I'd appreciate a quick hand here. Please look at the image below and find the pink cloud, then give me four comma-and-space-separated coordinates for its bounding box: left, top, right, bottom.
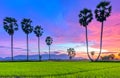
87, 13, 120, 51
59, 12, 120, 53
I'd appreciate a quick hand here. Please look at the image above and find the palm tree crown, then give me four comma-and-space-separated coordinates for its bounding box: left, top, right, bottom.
79, 8, 93, 27
3, 17, 18, 35
95, 1, 112, 22
91, 51, 95, 56
34, 25, 43, 37
45, 36, 53, 45
67, 48, 76, 60
21, 18, 33, 34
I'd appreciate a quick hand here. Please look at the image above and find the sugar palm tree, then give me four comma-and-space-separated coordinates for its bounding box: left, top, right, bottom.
45, 36, 53, 60
67, 48, 76, 60
90, 51, 95, 60
34, 25, 43, 61
78, 8, 93, 61
3, 17, 18, 61
21, 18, 33, 61
95, 1, 112, 61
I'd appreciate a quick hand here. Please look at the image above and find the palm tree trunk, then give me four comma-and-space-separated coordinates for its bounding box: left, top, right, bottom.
27, 34, 29, 61
38, 37, 41, 61
49, 45, 50, 60
96, 22, 104, 61
11, 35, 13, 61
70, 56, 72, 60
85, 27, 93, 61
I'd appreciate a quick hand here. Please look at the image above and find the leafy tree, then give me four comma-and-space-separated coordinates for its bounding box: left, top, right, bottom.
3, 17, 18, 61
34, 25, 43, 61
101, 56, 109, 61
67, 48, 76, 60
95, 1, 112, 61
78, 8, 93, 61
45, 36, 53, 60
21, 18, 33, 61
109, 54, 115, 60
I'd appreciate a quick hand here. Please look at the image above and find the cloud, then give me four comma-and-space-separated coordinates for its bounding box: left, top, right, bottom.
60, 12, 120, 52
44, 12, 120, 55
88, 13, 120, 51
0, 46, 26, 51
53, 51, 61, 54
102, 52, 118, 54
0, 0, 120, 58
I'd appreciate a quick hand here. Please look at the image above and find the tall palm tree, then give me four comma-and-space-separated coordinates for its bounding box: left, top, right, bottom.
95, 1, 112, 61
34, 25, 43, 61
78, 8, 93, 61
67, 48, 76, 60
45, 36, 53, 60
21, 18, 33, 61
3, 17, 18, 61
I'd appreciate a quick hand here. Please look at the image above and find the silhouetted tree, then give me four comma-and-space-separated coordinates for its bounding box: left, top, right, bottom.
67, 48, 76, 60
90, 51, 95, 60
109, 54, 115, 60
34, 25, 43, 61
21, 18, 33, 61
78, 8, 93, 61
101, 54, 115, 61
45, 36, 53, 60
101, 56, 109, 61
95, 1, 112, 61
3, 17, 18, 61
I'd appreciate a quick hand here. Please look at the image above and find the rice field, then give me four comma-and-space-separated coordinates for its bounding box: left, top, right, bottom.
0, 61, 120, 78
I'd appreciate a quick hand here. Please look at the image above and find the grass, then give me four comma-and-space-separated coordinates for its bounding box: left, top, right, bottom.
0, 61, 120, 78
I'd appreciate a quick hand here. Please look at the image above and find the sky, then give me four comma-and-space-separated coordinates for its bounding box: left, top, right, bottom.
0, 0, 120, 58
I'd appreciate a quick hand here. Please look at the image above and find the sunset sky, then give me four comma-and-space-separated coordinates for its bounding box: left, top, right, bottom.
0, 0, 120, 58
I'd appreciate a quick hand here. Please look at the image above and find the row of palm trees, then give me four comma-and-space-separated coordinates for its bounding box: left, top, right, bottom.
2, 1, 112, 62
3, 17, 53, 61
78, 1, 112, 61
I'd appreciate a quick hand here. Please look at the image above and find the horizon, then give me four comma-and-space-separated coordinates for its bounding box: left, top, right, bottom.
0, 0, 120, 59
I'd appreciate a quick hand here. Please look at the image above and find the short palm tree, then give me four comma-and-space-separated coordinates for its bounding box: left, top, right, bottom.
90, 51, 95, 60
78, 8, 93, 61
3, 17, 18, 61
21, 18, 33, 61
67, 48, 76, 60
34, 25, 43, 61
45, 36, 53, 60
95, 1, 112, 61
